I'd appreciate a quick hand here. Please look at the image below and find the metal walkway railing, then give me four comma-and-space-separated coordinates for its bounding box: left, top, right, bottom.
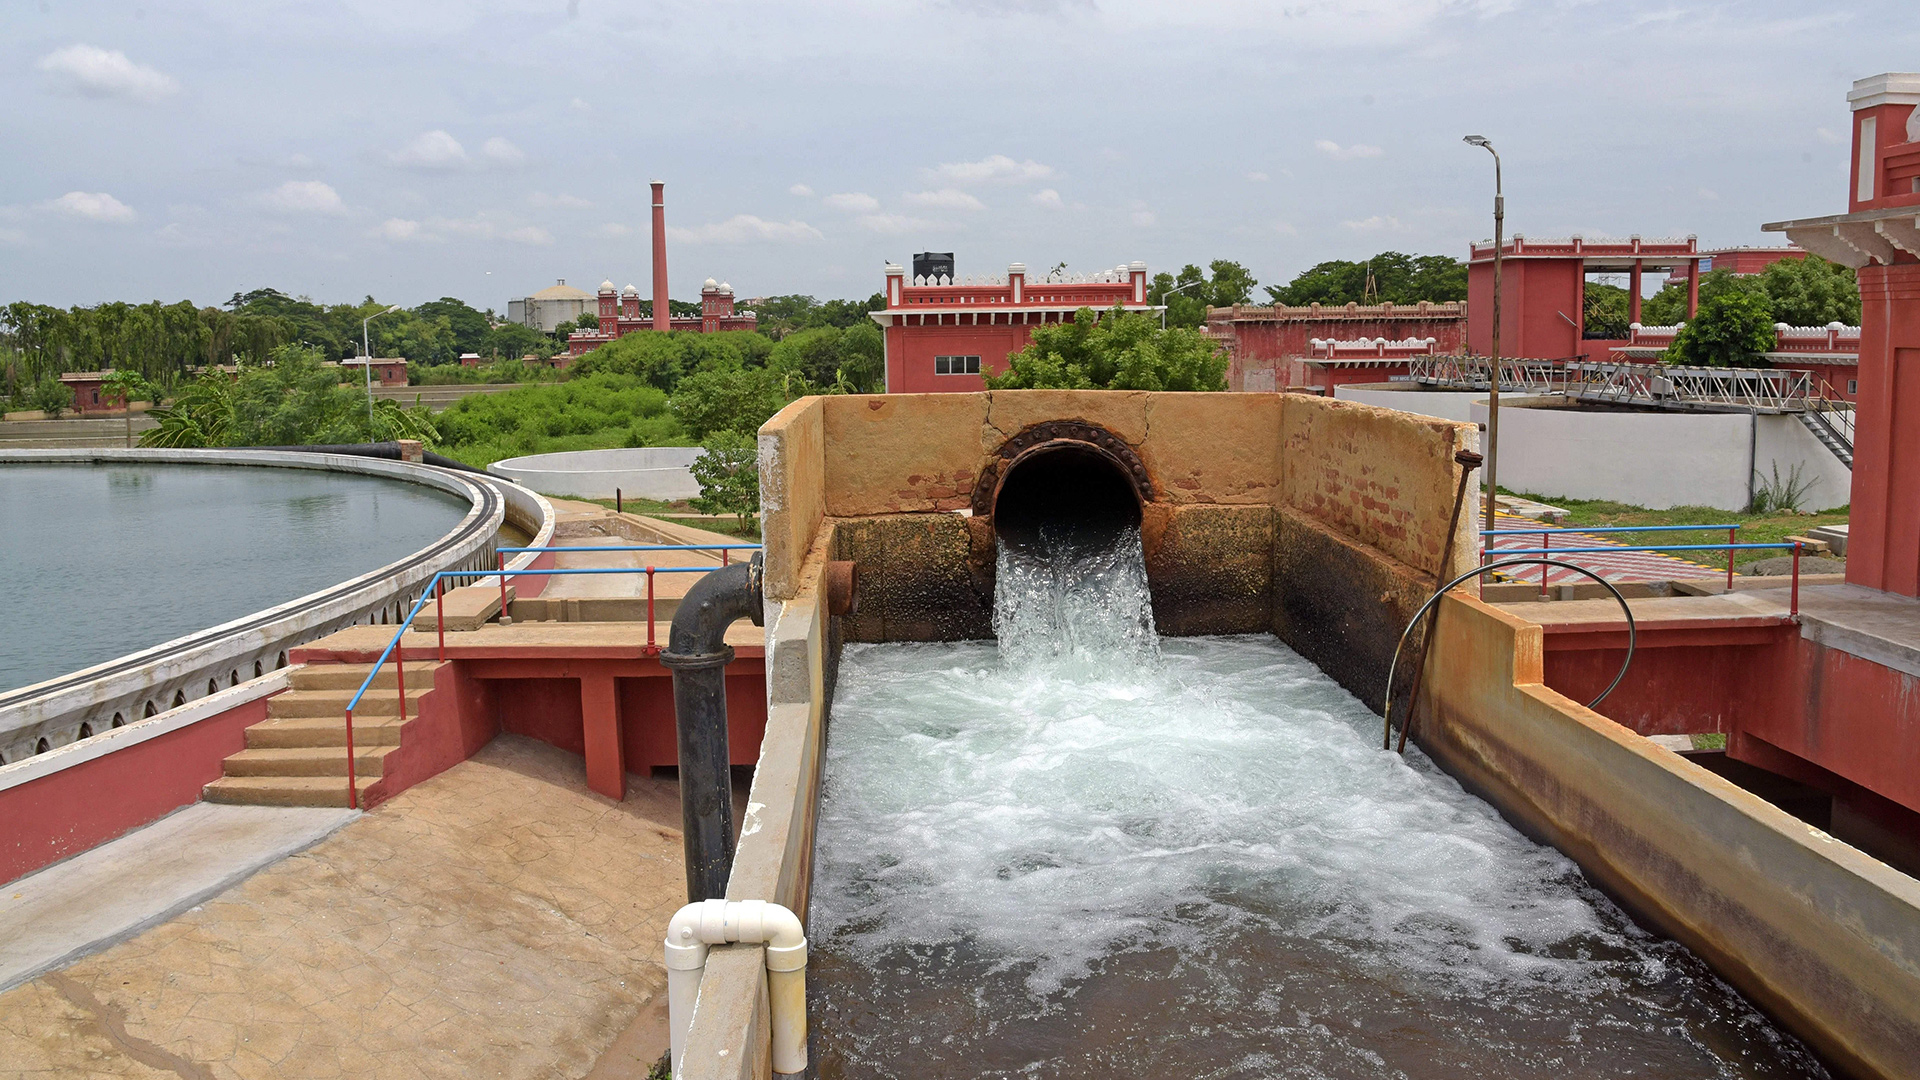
335, 543, 760, 810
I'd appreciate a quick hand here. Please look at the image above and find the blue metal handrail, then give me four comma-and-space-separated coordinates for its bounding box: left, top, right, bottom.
334, 544, 758, 810
1483, 524, 1741, 536
1484, 539, 1810, 619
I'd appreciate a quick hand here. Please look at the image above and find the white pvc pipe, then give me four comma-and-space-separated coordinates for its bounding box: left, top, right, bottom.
665, 898, 809, 1078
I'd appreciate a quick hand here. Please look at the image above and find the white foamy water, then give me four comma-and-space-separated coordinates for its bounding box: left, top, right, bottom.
809, 531, 1828, 1078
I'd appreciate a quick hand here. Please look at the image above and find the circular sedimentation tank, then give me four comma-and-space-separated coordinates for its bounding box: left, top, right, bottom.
0, 460, 470, 696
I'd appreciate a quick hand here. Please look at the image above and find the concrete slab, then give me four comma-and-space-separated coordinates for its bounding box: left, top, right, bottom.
0, 802, 356, 992
1794, 583, 1920, 679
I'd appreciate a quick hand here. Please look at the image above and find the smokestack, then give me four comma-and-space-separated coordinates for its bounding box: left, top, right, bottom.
651, 181, 669, 332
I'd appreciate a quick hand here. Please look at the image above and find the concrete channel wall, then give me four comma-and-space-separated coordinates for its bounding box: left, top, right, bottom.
0, 449, 555, 764
1418, 592, 1920, 1080
675, 390, 1479, 1078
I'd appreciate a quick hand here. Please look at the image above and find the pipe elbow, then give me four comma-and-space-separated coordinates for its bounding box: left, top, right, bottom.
664, 902, 712, 971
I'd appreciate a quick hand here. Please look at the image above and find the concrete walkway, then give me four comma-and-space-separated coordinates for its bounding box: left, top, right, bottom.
0, 735, 688, 1079
0, 804, 357, 994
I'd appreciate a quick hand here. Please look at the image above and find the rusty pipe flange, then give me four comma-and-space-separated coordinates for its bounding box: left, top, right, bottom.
823, 560, 859, 616
970, 420, 1154, 518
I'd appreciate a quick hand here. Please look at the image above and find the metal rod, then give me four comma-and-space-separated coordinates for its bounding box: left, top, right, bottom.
497, 552, 508, 625
1492, 542, 1799, 554
616, 487, 622, 514
1482, 524, 1744, 536
344, 707, 357, 809
395, 641, 406, 723
1726, 527, 1736, 591
1792, 542, 1802, 617
496, 544, 762, 553
1394, 449, 1480, 755
1541, 531, 1550, 596
647, 567, 657, 651
437, 578, 446, 661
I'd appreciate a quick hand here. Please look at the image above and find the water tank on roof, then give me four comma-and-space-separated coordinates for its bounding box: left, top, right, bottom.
913, 252, 955, 282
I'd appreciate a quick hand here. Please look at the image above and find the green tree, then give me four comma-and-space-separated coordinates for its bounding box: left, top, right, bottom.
689, 430, 760, 533
30, 378, 73, 418
413, 297, 491, 354
1264, 252, 1467, 306
141, 347, 437, 447
1641, 268, 1768, 326
1148, 260, 1259, 328
670, 364, 799, 440
574, 330, 772, 392
1757, 255, 1859, 326
1664, 292, 1777, 368
1583, 281, 1632, 339
985, 306, 1226, 391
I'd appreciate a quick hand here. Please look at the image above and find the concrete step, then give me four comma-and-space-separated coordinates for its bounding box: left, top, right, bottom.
221, 746, 395, 777
203, 775, 374, 808
244, 715, 408, 748
287, 662, 444, 691
268, 686, 432, 718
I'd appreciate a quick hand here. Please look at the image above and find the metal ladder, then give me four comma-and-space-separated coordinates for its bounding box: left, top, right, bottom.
1798, 409, 1853, 468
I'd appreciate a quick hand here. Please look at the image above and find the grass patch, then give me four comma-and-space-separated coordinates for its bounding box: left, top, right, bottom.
569, 495, 763, 540
1690, 732, 1728, 751
1502, 489, 1847, 572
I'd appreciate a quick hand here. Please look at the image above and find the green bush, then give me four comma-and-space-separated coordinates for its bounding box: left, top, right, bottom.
986, 306, 1226, 391
689, 431, 760, 532
432, 373, 684, 467
670, 365, 801, 440
141, 347, 437, 447
1663, 292, 1777, 368
571, 330, 771, 392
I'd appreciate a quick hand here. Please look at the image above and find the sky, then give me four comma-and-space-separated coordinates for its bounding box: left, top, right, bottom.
2, 0, 1915, 312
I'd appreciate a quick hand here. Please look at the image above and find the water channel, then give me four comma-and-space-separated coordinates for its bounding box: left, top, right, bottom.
0, 463, 468, 694
808, 528, 1829, 1078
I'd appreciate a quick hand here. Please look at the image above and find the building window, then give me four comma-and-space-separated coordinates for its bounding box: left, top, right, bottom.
1849, 379, 1858, 395
934, 355, 982, 375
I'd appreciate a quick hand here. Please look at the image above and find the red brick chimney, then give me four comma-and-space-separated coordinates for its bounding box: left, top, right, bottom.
651, 181, 669, 332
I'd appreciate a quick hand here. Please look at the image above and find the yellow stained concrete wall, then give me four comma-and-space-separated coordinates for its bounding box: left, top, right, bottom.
1418, 590, 1920, 1080
758, 397, 825, 603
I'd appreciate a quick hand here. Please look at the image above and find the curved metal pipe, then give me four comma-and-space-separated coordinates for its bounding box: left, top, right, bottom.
660, 553, 765, 902
1383, 556, 1637, 752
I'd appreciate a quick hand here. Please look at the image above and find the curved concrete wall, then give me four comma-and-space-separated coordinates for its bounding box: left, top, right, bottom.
0, 449, 552, 763
489, 446, 703, 500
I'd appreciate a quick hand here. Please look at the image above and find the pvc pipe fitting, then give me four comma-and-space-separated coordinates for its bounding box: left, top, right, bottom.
665, 899, 809, 1078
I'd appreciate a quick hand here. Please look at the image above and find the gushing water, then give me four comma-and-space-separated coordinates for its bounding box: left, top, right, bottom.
809, 529, 1827, 1078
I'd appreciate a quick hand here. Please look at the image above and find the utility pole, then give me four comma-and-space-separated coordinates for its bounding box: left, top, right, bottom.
1465, 135, 1504, 534
363, 305, 402, 431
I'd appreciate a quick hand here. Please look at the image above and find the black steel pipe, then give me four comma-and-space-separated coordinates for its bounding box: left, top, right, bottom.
659, 553, 765, 902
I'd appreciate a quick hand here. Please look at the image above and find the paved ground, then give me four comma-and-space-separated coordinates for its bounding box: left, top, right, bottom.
1, 805, 357, 994
0, 736, 687, 1080
544, 537, 721, 602
1483, 510, 1727, 585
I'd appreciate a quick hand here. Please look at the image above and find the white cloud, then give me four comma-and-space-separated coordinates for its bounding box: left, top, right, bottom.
0, 228, 29, 247
599, 222, 634, 238
1246, 171, 1270, 182
789, 184, 815, 197
482, 137, 526, 166
377, 218, 432, 242
388, 130, 469, 170
926, 154, 1054, 185
903, 188, 986, 211
1816, 127, 1844, 144
1342, 215, 1409, 232
856, 213, 951, 236
1315, 139, 1384, 160
1131, 210, 1157, 227
1274, 221, 1299, 236
1698, 187, 1721, 201
1030, 188, 1065, 209
530, 192, 593, 209
254, 180, 346, 215
823, 191, 881, 212
36, 44, 178, 102
45, 191, 136, 222
505, 225, 553, 245
570, 97, 591, 112
668, 215, 824, 243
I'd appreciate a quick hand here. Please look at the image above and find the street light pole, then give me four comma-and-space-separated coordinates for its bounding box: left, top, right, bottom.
362, 304, 402, 431
1465, 135, 1503, 535
1159, 278, 1203, 329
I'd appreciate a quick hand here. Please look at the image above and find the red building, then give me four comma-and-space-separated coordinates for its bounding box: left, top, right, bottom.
1665, 245, 1807, 285
1206, 302, 1467, 392
566, 278, 757, 357
871, 260, 1155, 392
56, 370, 126, 413
339, 358, 408, 386
1467, 234, 1704, 362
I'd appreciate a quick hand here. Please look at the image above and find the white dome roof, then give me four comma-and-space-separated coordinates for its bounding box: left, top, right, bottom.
703, 277, 719, 289
599, 279, 615, 291
719, 281, 732, 293
621, 283, 638, 296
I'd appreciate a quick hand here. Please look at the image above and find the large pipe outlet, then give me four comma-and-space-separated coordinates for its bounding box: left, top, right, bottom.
993, 440, 1145, 550
660, 553, 764, 903
665, 899, 808, 1077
